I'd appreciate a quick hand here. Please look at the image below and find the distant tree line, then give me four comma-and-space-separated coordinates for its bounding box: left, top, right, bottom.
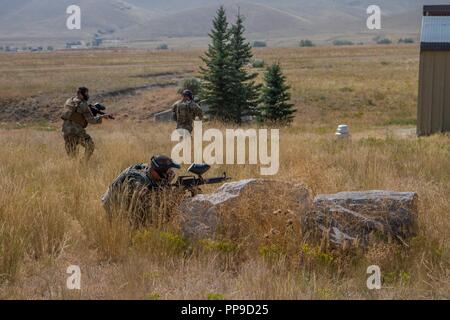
200, 6, 296, 124
0, 45, 54, 52
333, 39, 354, 46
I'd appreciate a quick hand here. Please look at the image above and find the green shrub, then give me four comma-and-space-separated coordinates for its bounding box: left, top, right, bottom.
251, 59, 265, 68
377, 38, 392, 45
299, 39, 315, 47
253, 41, 267, 48
332, 40, 354, 46
178, 77, 202, 96
207, 293, 225, 300
159, 231, 189, 252
258, 244, 282, 260
157, 43, 168, 50
199, 239, 238, 253
132, 229, 189, 255
398, 38, 414, 44
147, 293, 161, 300
300, 244, 334, 266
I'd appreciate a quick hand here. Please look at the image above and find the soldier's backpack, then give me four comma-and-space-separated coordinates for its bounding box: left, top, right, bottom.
61, 97, 88, 128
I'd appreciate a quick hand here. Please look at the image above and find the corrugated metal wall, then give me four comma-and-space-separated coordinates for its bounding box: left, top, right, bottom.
417, 51, 450, 136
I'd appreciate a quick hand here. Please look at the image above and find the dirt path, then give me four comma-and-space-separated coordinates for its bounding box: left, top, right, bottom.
0, 72, 191, 123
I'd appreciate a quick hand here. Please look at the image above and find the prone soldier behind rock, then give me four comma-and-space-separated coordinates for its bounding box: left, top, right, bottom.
61, 87, 110, 161
172, 89, 203, 134
101, 155, 180, 226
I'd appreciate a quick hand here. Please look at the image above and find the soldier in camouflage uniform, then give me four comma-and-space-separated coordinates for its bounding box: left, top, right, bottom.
61, 87, 109, 161
172, 89, 203, 134
101, 155, 180, 225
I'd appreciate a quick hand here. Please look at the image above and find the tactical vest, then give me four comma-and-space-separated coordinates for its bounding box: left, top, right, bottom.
61, 98, 88, 128
175, 101, 195, 123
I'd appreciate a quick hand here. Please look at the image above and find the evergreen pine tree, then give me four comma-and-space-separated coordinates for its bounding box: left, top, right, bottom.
258, 63, 296, 124
229, 13, 260, 123
199, 6, 234, 121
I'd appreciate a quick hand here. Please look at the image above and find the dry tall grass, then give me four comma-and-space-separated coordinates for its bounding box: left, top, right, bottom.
0, 45, 448, 299
0, 122, 448, 299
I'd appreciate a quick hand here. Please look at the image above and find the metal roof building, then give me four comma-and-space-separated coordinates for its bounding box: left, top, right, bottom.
417, 5, 450, 135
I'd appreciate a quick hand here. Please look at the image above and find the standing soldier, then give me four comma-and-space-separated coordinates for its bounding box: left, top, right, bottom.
172, 89, 203, 134
61, 87, 110, 161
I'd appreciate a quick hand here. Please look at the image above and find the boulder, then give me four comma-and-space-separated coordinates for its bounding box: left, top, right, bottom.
302, 191, 419, 247
178, 179, 311, 240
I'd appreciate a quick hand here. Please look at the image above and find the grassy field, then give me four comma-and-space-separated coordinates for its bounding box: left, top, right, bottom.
0, 45, 449, 299
0, 45, 418, 126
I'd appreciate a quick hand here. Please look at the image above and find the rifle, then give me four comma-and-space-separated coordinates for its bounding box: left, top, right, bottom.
173, 164, 231, 196
89, 103, 115, 120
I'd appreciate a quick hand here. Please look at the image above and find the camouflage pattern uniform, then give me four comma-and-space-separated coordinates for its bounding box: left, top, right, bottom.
61, 97, 102, 160
172, 99, 203, 133
101, 164, 162, 223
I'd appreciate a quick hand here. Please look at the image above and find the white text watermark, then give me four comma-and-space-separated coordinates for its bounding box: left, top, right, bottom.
171, 121, 279, 176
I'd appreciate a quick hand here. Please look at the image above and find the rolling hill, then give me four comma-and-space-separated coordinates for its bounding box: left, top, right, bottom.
0, 0, 159, 40
0, 0, 444, 43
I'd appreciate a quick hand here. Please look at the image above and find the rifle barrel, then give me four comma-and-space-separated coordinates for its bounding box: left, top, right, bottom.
205, 176, 230, 184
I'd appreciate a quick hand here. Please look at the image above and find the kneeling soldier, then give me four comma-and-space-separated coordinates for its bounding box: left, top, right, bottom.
101, 155, 181, 225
